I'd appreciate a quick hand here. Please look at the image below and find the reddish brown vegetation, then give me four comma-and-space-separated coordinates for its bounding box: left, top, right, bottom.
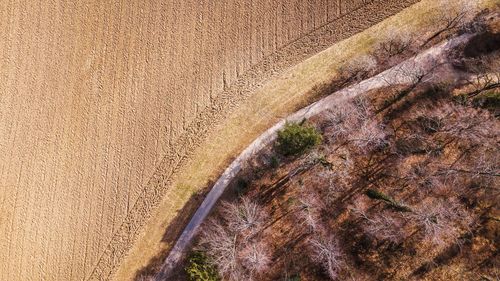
193, 67, 499, 281
181, 9, 500, 281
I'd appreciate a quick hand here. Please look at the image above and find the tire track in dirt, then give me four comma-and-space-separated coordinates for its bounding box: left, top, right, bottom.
88, 1, 419, 280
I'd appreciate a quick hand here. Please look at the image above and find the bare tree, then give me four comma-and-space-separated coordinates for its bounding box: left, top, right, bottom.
349, 196, 372, 221
364, 212, 406, 244
321, 100, 361, 142
239, 241, 271, 276
406, 162, 461, 199
394, 61, 437, 86
422, 0, 481, 46
317, 167, 352, 204
375, 59, 443, 115
407, 199, 475, 248
199, 218, 239, 278
410, 102, 451, 131
339, 54, 378, 82
405, 99, 494, 146
349, 119, 388, 152
321, 96, 388, 152
345, 272, 372, 281
435, 146, 500, 193
297, 190, 326, 232
350, 196, 407, 243
322, 97, 379, 142
199, 197, 270, 280
309, 235, 343, 280
220, 197, 268, 238
463, 54, 500, 97
440, 103, 493, 143
470, 151, 500, 179
374, 27, 415, 65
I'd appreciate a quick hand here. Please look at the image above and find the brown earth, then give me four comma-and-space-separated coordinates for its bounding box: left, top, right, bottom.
0, 1, 419, 280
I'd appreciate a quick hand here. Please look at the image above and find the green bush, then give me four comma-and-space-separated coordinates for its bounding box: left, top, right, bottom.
473, 90, 500, 110
276, 122, 322, 156
235, 178, 249, 196
366, 189, 394, 203
185, 251, 220, 281
270, 155, 280, 168
365, 189, 412, 212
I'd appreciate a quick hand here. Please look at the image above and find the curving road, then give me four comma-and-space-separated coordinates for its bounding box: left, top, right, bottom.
0, 1, 420, 280
155, 33, 473, 280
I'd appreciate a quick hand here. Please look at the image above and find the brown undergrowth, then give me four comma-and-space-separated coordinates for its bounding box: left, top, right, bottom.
180, 24, 499, 280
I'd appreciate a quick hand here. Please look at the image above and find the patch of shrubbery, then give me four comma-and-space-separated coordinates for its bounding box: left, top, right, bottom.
185, 251, 219, 281
473, 90, 500, 110
287, 274, 301, 281
276, 121, 322, 156
365, 189, 412, 212
235, 178, 249, 197
270, 155, 280, 168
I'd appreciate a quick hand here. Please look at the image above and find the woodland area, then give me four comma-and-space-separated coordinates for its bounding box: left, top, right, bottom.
162, 4, 500, 281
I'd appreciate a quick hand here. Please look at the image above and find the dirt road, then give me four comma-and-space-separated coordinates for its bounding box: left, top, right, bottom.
0, 1, 417, 280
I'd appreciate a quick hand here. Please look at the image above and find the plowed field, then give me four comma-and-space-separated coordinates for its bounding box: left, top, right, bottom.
0, 1, 417, 280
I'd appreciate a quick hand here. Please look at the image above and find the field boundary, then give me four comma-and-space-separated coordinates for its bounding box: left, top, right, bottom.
87, 1, 420, 279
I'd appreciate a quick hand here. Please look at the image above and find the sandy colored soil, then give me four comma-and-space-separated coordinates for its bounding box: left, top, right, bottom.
0, 1, 423, 280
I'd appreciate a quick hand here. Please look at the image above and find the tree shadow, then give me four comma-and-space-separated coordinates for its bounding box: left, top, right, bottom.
410, 232, 474, 279
132, 185, 210, 281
